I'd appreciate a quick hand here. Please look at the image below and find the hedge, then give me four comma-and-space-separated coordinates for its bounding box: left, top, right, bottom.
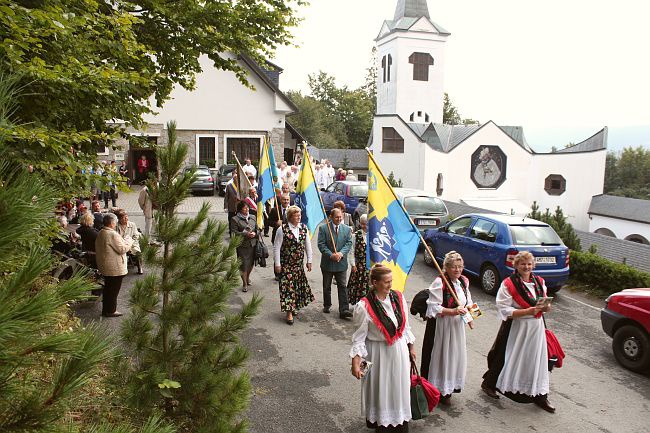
570, 250, 650, 295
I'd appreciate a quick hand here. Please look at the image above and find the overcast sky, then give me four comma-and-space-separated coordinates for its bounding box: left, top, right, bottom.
274, 0, 650, 151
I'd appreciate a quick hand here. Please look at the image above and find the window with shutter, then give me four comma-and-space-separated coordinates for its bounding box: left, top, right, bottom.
408, 52, 434, 81
544, 174, 566, 196
382, 127, 404, 153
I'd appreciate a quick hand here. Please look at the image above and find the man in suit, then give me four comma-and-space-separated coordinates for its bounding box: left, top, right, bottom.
269, 193, 291, 243
318, 208, 353, 319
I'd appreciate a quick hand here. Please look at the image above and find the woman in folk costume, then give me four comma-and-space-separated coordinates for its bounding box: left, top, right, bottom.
347, 214, 370, 305
481, 251, 556, 413
350, 265, 416, 432
420, 251, 474, 405
273, 205, 315, 325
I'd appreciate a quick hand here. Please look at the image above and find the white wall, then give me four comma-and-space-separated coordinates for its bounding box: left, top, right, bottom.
589, 215, 650, 243
370, 117, 426, 189
531, 150, 606, 230
143, 54, 289, 131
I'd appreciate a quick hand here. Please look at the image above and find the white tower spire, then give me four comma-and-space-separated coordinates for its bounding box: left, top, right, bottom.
376, 0, 449, 124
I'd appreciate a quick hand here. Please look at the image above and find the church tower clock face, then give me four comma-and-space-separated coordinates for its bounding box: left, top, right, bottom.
470, 146, 507, 189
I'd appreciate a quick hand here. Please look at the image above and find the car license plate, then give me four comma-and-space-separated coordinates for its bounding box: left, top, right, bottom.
535, 256, 556, 264
418, 219, 438, 226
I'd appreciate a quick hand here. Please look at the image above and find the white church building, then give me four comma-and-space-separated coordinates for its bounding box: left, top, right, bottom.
369, 0, 607, 231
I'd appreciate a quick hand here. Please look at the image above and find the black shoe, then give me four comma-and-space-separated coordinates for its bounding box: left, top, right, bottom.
340, 310, 353, 319
535, 399, 555, 413
322, 306, 331, 314
439, 395, 452, 406
481, 382, 500, 399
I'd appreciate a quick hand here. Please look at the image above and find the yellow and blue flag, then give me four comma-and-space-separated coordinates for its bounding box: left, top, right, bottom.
366, 152, 421, 292
267, 139, 282, 194
256, 137, 275, 227
295, 148, 326, 238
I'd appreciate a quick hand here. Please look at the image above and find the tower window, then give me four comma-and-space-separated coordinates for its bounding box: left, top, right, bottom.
409, 52, 434, 81
382, 127, 404, 153
381, 54, 393, 83
409, 113, 414, 122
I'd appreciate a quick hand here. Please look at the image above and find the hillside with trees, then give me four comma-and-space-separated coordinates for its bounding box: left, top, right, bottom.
604, 146, 650, 200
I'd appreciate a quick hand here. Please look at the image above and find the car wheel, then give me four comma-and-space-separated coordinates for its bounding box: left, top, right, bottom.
612, 325, 650, 373
480, 264, 500, 295
423, 242, 436, 267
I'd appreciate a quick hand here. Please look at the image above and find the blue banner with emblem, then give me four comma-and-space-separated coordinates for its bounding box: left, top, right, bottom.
366, 151, 421, 292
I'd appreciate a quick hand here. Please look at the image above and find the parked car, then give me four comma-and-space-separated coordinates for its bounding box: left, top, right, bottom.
352, 188, 449, 233
320, 181, 368, 214
216, 164, 237, 196
184, 166, 215, 195
422, 213, 570, 295
601, 288, 650, 373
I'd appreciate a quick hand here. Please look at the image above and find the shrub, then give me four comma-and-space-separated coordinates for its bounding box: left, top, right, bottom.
570, 250, 650, 295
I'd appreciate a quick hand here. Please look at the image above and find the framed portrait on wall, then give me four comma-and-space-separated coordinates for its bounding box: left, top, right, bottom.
470, 146, 507, 189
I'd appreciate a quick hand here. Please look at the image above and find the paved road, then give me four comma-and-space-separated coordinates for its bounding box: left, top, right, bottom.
75, 191, 650, 433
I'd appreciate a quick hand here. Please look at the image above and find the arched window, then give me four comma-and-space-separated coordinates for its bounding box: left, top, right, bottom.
625, 234, 650, 245
409, 52, 434, 81
381, 54, 393, 83
594, 228, 616, 237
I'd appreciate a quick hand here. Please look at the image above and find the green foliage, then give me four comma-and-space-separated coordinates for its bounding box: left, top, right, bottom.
528, 202, 582, 251
604, 147, 650, 200
443, 93, 479, 125
288, 70, 374, 149
121, 122, 261, 432
387, 171, 402, 188
0, 0, 304, 195
570, 250, 650, 296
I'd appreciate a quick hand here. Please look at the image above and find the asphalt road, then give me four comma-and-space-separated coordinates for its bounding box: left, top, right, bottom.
73, 194, 650, 433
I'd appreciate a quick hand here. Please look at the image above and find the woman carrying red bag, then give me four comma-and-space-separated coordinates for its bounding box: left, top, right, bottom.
481, 251, 557, 413
350, 265, 416, 432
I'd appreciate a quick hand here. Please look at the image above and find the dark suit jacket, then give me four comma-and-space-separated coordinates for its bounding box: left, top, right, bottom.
317, 222, 353, 273
268, 205, 289, 227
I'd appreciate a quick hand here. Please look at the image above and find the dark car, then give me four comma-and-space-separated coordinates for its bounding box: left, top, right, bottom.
352, 188, 450, 233
601, 288, 650, 373
320, 181, 368, 214
422, 213, 570, 295
216, 164, 237, 196
184, 166, 215, 195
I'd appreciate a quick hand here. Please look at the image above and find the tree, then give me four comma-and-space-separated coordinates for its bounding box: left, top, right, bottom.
0, 72, 171, 433
443, 93, 479, 125
528, 202, 581, 251
387, 171, 403, 188
121, 121, 261, 432
0, 0, 304, 194
604, 146, 650, 200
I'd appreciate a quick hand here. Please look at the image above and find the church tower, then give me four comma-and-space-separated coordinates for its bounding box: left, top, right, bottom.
376, 0, 450, 124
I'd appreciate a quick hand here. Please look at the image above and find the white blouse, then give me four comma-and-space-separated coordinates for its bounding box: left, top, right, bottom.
350, 293, 416, 358
425, 277, 472, 319
496, 278, 547, 322
273, 222, 313, 266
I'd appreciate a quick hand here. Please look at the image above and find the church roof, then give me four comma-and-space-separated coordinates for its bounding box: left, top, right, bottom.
555, 127, 608, 153
378, 0, 450, 39
394, 0, 431, 20
589, 194, 650, 224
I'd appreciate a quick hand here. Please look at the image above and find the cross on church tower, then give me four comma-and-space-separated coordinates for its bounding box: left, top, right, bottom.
376, 0, 450, 125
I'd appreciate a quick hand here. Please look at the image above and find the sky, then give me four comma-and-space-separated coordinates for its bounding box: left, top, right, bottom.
273, 0, 650, 152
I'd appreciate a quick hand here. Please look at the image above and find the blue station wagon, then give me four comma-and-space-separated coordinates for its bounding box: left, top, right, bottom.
422, 213, 570, 295
320, 181, 368, 214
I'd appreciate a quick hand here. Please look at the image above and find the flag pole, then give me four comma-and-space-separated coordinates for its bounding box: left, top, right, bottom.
302, 144, 338, 253
266, 136, 282, 220
365, 148, 460, 306
231, 151, 253, 194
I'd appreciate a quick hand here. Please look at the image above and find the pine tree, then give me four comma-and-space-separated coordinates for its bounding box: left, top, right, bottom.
0, 72, 172, 433
527, 202, 582, 251
121, 121, 261, 432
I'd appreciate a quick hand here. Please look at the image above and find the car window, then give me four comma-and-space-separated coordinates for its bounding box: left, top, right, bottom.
195, 169, 211, 177
349, 185, 368, 197
470, 219, 497, 243
334, 183, 345, 194
510, 225, 563, 246
326, 183, 336, 192
403, 196, 446, 215
447, 217, 472, 235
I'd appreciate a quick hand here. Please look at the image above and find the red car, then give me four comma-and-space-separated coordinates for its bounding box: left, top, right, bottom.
601, 288, 650, 373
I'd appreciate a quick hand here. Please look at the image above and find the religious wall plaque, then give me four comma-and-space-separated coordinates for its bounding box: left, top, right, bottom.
470, 146, 507, 189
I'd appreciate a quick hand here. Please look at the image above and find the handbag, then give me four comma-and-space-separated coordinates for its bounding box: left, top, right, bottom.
410, 361, 439, 420
545, 329, 565, 371
254, 234, 269, 267
410, 289, 429, 319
